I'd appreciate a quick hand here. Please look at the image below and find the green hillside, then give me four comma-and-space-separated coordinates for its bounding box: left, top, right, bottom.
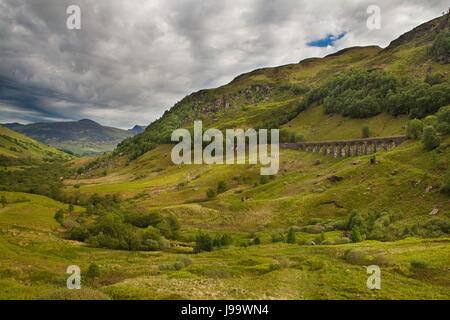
5, 119, 135, 156
0, 125, 73, 162
0, 14, 448, 300
116, 14, 449, 158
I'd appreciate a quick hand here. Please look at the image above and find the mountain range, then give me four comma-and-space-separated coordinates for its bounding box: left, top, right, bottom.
2, 119, 143, 156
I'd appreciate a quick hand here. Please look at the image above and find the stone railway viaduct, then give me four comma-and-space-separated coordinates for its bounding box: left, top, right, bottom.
280, 136, 407, 158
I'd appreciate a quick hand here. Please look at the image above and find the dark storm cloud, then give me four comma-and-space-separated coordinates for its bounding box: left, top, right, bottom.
0, 0, 447, 128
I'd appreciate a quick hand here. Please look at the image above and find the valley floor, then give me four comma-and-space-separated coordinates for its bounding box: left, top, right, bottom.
0, 191, 448, 300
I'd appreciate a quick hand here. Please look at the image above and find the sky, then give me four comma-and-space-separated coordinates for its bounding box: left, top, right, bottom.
0, 0, 448, 129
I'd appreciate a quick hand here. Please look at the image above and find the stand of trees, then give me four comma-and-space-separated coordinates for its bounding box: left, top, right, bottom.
298, 68, 450, 119
65, 194, 181, 252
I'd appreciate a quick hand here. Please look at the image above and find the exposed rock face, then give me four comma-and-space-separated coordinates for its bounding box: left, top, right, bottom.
193, 83, 276, 118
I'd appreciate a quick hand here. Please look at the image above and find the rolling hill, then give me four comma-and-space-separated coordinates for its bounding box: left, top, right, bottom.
0, 13, 448, 300
0, 125, 73, 162
4, 119, 136, 156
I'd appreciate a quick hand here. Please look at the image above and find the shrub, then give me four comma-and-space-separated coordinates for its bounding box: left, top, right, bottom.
423, 115, 438, 128
176, 255, 194, 267
407, 119, 423, 139
372, 254, 392, 266
370, 155, 376, 164
54, 209, 64, 223
253, 237, 261, 245
308, 218, 324, 225
172, 261, 185, 271
428, 30, 450, 60
217, 180, 228, 194
422, 126, 440, 150
194, 233, 213, 253
213, 233, 233, 247
334, 238, 351, 245
126, 211, 163, 228
436, 105, 450, 134
344, 249, 371, 265
286, 227, 296, 244
315, 232, 326, 244
362, 126, 370, 138
158, 237, 170, 250
350, 225, 363, 243
423, 217, 450, 238
158, 263, 176, 271
410, 260, 428, 269
270, 231, 284, 243
300, 225, 325, 234
70, 226, 89, 241
346, 212, 367, 234
424, 73, 442, 86
206, 188, 217, 199
0, 195, 6, 207
269, 264, 283, 272
440, 173, 450, 196
86, 263, 100, 279
206, 267, 230, 279
260, 175, 269, 185
279, 257, 290, 268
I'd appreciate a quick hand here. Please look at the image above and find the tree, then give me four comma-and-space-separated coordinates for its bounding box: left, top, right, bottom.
319, 231, 326, 243
440, 172, 450, 196
350, 225, 363, 243
54, 209, 64, 223
0, 195, 6, 208
254, 237, 261, 245
362, 126, 370, 138
194, 233, 213, 253
425, 73, 442, 86
287, 227, 296, 244
429, 30, 450, 61
436, 105, 450, 134
217, 180, 228, 194
422, 126, 440, 150
86, 263, 100, 279
206, 188, 217, 199
68, 204, 74, 212
407, 119, 423, 139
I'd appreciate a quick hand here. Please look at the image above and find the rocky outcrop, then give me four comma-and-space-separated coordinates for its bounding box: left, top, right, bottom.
193, 83, 276, 118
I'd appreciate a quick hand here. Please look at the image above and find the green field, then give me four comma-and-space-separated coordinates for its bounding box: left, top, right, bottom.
0, 191, 448, 300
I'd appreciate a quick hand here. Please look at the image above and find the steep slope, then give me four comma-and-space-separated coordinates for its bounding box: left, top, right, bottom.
5, 119, 135, 156
0, 125, 73, 162
116, 13, 449, 158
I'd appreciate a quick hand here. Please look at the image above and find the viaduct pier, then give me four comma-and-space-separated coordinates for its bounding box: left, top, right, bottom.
280, 136, 407, 158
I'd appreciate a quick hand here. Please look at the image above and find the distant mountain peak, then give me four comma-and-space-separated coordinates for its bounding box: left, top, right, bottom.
129, 125, 147, 134
78, 119, 99, 125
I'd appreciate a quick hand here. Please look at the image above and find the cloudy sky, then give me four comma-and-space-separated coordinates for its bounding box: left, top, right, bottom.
0, 0, 448, 129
